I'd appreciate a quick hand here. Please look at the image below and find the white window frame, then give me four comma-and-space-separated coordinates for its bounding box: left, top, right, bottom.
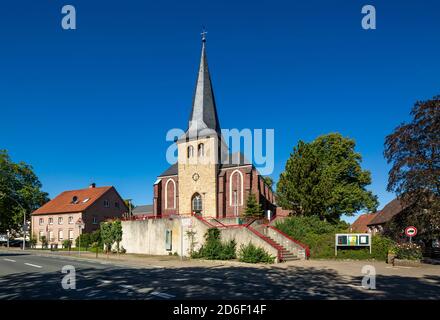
39, 218, 44, 225
58, 230, 63, 241
68, 216, 74, 224
49, 217, 53, 225
165, 178, 176, 209
104, 200, 110, 208
58, 217, 63, 225
229, 169, 244, 206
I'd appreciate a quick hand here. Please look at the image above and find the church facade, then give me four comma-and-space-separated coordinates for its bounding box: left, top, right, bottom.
153, 36, 276, 218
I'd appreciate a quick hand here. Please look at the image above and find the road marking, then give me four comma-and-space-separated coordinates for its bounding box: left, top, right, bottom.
151, 291, 175, 299
24, 263, 42, 268
3, 259, 16, 262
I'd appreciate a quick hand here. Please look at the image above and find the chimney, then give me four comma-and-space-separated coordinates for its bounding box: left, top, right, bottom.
89, 183, 96, 189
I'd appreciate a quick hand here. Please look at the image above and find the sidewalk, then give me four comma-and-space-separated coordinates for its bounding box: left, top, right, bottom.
0, 247, 272, 269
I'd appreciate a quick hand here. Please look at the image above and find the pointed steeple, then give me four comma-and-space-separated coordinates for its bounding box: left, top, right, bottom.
186, 30, 221, 139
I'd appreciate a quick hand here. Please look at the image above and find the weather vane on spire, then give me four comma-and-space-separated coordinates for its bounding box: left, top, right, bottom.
201, 27, 207, 42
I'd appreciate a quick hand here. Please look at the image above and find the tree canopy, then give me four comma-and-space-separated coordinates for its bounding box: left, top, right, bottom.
0, 150, 49, 233
276, 133, 378, 222
384, 95, 440, 244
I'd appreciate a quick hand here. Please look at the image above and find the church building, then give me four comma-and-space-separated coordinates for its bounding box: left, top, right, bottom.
153, 35, 276, 218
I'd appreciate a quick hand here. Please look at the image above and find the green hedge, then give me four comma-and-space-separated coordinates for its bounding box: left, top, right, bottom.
238, 242, 275, 264
275, 216, 394, 260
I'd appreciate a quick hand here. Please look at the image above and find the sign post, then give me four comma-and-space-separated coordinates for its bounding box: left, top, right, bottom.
75, 218, 85, 256
405, 226, 417, 243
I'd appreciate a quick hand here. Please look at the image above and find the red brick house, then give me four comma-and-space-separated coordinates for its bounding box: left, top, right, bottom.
31, 184, 128, 247
350, 213, 377, 233
367, 198, 404, 234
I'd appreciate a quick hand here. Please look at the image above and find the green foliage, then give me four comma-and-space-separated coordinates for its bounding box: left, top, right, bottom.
393, 243, 423, 260
62, 239, 72, 249
75, 233, 91, 249
276, 133, 378, 222
384, 96, 440, 244
112, 220, 123, 252
0, 150, 49, 233
99, 220, 123, 253
243, 193, 264, 218
275, 216, 394, 260
100, 221, 113, 253
40, 235, 48, 249
74, 229, 102, 249
193, 228, 236, 260
238, 242, 275, 264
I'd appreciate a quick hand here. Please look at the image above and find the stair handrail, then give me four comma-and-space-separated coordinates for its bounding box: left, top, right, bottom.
266, 225, 310, 258
245, 225, 283, 261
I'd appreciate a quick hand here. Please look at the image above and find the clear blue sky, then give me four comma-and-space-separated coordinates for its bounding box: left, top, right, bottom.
1, 0, 439, 223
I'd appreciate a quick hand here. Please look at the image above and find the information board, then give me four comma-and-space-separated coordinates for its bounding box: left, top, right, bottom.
335, 233, 371, 256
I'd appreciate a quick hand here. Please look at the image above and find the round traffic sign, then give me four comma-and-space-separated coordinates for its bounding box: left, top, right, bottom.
405, 226, 417, 237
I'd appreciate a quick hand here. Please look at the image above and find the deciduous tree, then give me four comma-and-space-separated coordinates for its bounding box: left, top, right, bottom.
0, 150, 49, 233
276, 133, 378, 222
384, 95, 440, 244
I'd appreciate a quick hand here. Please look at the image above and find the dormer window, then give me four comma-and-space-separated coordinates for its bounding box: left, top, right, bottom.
71, 196, 79, 204
187, 145, 194, 158
82, 198, 90, 203
198, 143, 204, 157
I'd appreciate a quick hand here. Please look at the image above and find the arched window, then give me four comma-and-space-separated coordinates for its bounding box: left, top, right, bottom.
198, 143, 204, 157
229, 169, 243, 207
187, 145, 194, 158
165, 178, 176, 209
192, 193, 203, 213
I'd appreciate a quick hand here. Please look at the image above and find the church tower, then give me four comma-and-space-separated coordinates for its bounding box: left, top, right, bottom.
177, 32, 225, 217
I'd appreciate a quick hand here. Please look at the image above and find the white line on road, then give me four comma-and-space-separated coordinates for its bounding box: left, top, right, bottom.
151, 291, 175, 299
3, 259, 16, 262
24, 263, 42, 268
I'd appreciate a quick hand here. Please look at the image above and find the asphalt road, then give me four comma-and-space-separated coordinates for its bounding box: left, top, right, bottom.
0, 251, 439, 300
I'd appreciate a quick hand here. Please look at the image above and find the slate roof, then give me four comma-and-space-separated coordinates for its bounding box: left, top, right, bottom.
32, 186, 114, 215
132, 204, 153, 215
179, 38, 222, 141
368, 198, 404, 226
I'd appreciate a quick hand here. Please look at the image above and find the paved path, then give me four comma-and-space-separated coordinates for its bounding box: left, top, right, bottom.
0, 250, 439, 300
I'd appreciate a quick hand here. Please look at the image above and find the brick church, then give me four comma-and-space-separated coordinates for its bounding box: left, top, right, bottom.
153, 35, 276, 218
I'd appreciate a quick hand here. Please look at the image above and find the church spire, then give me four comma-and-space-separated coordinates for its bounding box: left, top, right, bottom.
186, 29, 221, 139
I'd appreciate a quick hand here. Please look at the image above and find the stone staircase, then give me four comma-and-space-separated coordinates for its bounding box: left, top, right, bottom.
265, 235, 300, 262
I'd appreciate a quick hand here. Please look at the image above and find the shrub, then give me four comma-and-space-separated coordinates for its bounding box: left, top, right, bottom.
193, 228, 237, 260
40, 236, 48, 249
238, 242, 275, 264
62, 239, 72, 249
394, 243, 423, 260
75, 233, 91, 249
275, 216, 394, 261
